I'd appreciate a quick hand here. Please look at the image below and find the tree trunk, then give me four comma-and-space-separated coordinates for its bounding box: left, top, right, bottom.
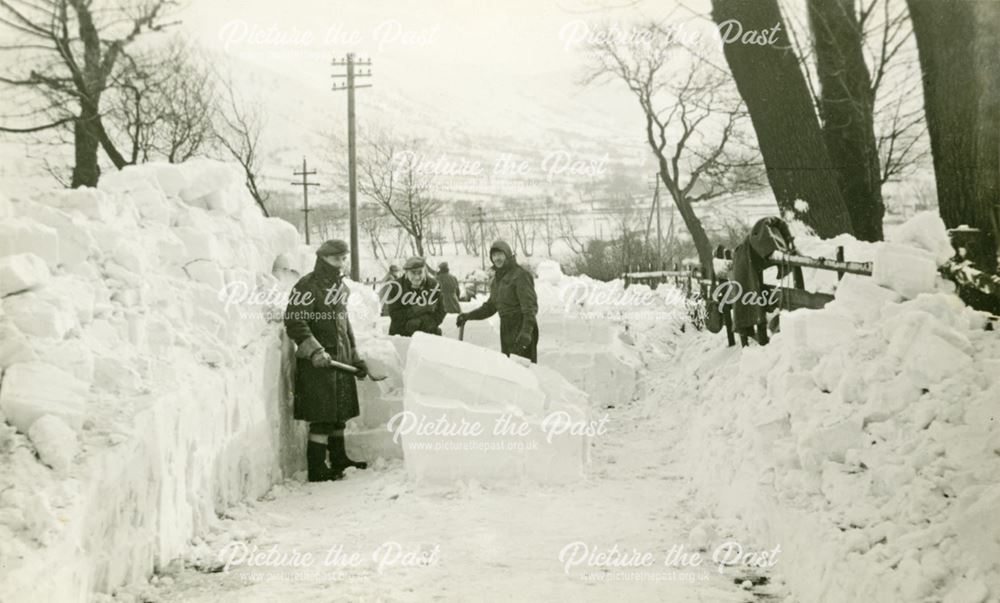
659, 164, 715, 277
71, 113, 100, 188
807, 0, 884, 241
907, 0, 998, 271
711, 0, 854, 238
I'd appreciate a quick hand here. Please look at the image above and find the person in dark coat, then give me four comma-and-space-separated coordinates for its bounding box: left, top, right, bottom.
457, 240, 539, 363
284, 239, 370, 482
436, 261, 462, 314
378, 264, 402, 317
387, 256, 446, 336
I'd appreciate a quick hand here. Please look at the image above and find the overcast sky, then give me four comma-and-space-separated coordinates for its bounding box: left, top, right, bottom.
178, 0, 718, 91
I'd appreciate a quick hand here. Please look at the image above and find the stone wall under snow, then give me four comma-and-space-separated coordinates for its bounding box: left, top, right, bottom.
0, 161, 309, 600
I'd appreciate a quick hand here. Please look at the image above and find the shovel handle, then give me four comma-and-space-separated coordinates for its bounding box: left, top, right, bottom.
459, 323, 465, 341
327, 358, 388, 381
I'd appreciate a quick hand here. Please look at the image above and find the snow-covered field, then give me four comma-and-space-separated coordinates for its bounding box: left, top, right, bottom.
1, 161, 996, 603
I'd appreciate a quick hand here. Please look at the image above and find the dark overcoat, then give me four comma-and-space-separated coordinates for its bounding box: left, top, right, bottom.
283, 258, 360, 425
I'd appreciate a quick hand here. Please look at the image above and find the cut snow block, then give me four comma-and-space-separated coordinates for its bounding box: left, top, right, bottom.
796, 418, 864, 471
0, 362, 87, 433
893, 212, 954, 265
884, 311, 972, 388
0, 253, 50, 296
401, 334, 590, 485
830, 273, 901, 324
779, 308, 856, 354
50, 187, 115, 222
872, 243, 938, 299
2, 291, 77, 339
130, 186, 173, 225
149, 162, 191, 198
184, 259, 224, 290
538, 348, 638, 408
0, 323, 37, 368
403, 332, 545, 415
0, 219, 59, 268
16, 201, 98, 267
27, 414, 79, 473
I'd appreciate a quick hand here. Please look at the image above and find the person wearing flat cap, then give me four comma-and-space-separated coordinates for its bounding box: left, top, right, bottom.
457, 240, 539, 363
386, 256, 446, 337
283, 239, 370, 482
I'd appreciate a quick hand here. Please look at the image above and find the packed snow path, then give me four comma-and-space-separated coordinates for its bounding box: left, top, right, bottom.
150, 374, 784, 603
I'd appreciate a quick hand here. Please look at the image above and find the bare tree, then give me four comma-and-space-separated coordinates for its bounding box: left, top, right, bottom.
504, 198, 538, 256
213, 76, 269, 216
359, 205, 389, 260
539, 198, 559, 257
451, 202, 483, 256
0, 0, 178, 187
861, 0, 928, 185
106, 38, 215, 164
356, 132, 443, 256
585, 23, 756, 276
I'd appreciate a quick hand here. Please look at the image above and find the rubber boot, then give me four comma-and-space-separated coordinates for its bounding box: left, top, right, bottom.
306, 440, 333, 482
328, 432, 367, 476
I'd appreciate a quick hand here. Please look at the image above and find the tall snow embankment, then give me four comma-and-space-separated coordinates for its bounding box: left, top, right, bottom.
0, 160, 306, 601
675, 212, 999, 602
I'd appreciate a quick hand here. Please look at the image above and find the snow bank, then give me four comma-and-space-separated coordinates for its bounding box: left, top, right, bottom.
0, 161, 308, 601
673, 214, 999, 602
399, 332, 592, 486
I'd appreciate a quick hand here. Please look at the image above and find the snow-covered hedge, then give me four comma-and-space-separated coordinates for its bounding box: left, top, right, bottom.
0, 161, 308, 600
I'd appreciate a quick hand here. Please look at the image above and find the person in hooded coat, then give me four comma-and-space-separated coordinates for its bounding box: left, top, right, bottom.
457, 240, 539, 363
283, 239, 370, 481
436, 261, 462, 314
387, 256, 446, 336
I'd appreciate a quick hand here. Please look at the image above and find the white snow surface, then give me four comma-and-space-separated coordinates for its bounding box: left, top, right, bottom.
671, 213, 1000, 602
2, 179, 993, 603
0, 161, 309, 600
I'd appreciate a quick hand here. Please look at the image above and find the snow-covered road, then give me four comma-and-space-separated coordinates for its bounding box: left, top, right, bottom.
148, 362, 784, 603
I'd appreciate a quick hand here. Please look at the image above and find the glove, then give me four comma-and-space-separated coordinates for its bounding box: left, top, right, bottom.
515, 330, 532, 350
351, 359, 369, 380
456, 313, 468, 327
311, 349, 334, 368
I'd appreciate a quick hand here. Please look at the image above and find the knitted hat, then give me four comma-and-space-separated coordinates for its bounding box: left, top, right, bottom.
316, 239, 349, 257
438, 261, 449, 271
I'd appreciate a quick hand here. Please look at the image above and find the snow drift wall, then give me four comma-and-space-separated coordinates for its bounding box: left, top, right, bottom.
676, 213, 1000, 602
0, 161, 308, 600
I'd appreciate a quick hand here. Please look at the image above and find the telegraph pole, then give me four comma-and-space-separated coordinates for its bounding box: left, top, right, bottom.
332, 53, 372, 280
291, 157, 320, 244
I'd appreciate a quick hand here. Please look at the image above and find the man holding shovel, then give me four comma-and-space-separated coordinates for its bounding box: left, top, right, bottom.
284, 239, 375, 481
